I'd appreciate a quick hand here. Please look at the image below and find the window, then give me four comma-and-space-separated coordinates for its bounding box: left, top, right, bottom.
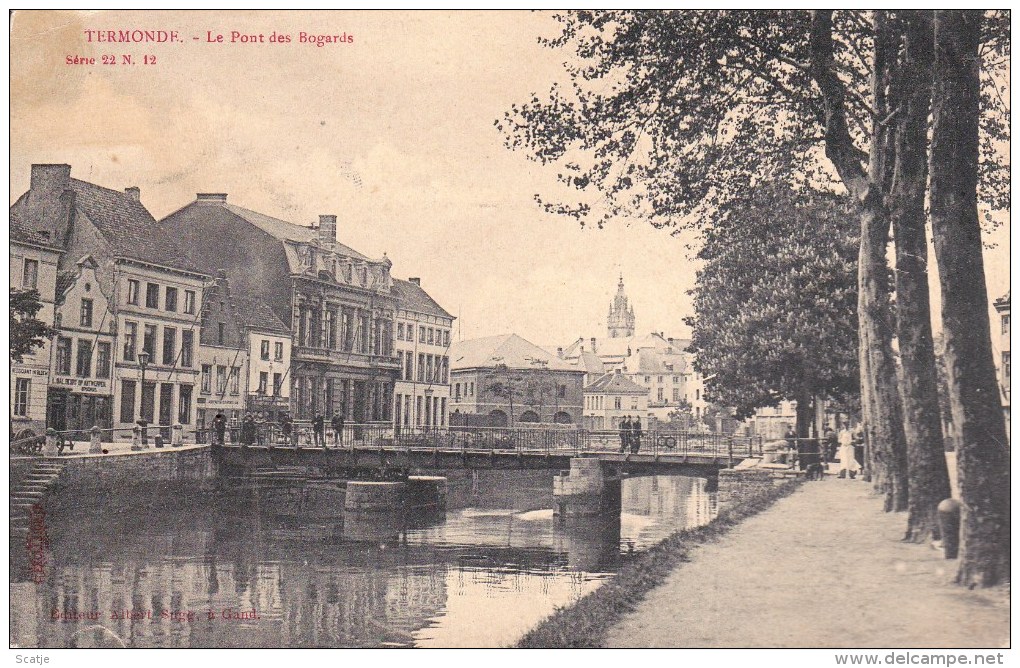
644, 376, 651, 383
657, 376, 663, 384
397, 351, 405, 380
444, 330, 450, 347
426, 355, 433, 383
696, 388, 701, 401
183, 290, 196, 314
162, 327, 177, 366
22, 259, 38, 289
13, 378, 30, 416
76, 340, 92, 377
273, 373, 282, 396
178, 385, 192, 424
165, 286, 178, 312
127, 279, 139, 305
55, 337, 72, 375
96, 342, 111, 379
274, 342, 284, 360
443, 356, 449, 383
455, 383, 461, 401
80, 299, 93, 328
146, 283, 160, 309
258, 372, 268, 395
416, 396, 423, 426
260, 340, 270, 360
201, 365, 212, 393
324, 310, 336, 349
216, 366, 227, 394
615, 397, 622, 410
657, 387, 664, 401
557, 384, 566, 398
405, 353, 413, 381
470, 382, 474, 397
123, 321, 137, 361
631, 398, 639, 410
441, 398, 446, 426
673, 388, 680, 402
397, 323, 405, 340
120, 380, 136, 423
418, 354, 425, 382
143, 324, 157, 358
428, 328, 435, 345
1004, 352, 1011, 381
1003, 314, 1010, 335
674, 376, 680, 384
420, 325, 426, 343
230, 367, 240, 395
217, 323, 225, 345
181, 330, 194, 367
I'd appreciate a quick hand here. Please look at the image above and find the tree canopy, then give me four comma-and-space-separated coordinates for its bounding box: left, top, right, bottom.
686, 187, 859, 423
10, 288, 54, 364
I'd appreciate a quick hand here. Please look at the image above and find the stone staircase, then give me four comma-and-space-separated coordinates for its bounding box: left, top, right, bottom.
10, 459, 65, 539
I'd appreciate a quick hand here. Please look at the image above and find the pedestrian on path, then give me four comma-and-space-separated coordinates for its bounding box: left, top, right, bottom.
331, 412, 345, 447
619, 416, 631, 453
213, 413, 226, 446
838, 423, 857, 479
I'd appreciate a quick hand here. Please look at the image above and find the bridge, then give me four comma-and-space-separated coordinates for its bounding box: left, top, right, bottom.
211, 424, 761, 478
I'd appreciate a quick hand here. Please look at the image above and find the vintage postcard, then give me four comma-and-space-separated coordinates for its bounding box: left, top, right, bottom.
8, 9, 1010, 656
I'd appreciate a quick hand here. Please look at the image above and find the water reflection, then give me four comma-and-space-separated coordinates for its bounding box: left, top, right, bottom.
11, 472, 716, 648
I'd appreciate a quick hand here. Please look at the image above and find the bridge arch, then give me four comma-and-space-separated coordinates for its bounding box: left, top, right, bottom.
519, 410, 540, 423
553, 411, 573, 424
488, 410, 508, 427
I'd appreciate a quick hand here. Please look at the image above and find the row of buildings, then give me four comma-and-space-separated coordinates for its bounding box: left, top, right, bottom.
10, 164, 453, 441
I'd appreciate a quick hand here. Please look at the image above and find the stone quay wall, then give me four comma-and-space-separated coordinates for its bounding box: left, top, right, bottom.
55, 445, 215, 494
717, 467, 782, 505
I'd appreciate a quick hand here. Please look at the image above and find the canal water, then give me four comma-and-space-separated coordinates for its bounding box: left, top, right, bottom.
10, 471, 717, 648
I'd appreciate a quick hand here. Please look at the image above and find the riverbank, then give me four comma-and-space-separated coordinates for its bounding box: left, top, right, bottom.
516, 477, 802, 647
519, 477, 1009, 648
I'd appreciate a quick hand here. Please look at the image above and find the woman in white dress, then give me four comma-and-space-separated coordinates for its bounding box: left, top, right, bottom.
838, 424, 857, 479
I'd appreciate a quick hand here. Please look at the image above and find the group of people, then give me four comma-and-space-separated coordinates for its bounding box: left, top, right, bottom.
821, 423, 865, 478
210, 411, 348, 448
618, 415, 644, 454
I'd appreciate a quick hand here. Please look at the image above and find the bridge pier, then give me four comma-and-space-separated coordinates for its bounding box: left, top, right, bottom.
553, 457, 622, 518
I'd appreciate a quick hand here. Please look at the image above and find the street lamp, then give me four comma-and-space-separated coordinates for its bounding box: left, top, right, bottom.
137, 350, 150, 448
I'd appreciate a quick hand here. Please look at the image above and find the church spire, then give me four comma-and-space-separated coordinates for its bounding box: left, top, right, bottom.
607, 275, 636, 338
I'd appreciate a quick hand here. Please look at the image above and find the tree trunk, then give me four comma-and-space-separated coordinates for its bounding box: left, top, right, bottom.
809, 11, 909, 510
889, 11, 952, 542
930, 10, 1010, 587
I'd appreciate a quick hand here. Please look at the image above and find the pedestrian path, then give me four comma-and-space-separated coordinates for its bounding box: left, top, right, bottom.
605, 478, 1009, 648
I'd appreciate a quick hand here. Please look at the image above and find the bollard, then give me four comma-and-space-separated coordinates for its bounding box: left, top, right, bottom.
139, 421, 149, 448
937, 498, 962, 559
171, 423, 183, 447
154, 435, 164, 448
43, 428, 59, 457
131, 425, 142, 451
89, 425, 102, 454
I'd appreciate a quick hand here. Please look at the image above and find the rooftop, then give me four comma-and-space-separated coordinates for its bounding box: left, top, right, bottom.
450, 334, 582, 372
392, 278, 454, 320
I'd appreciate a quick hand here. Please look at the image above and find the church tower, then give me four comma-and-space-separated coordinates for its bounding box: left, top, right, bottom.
607, 275, 636, 338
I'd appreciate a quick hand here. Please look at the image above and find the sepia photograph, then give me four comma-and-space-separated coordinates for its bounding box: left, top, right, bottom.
7, 9, 1011, 656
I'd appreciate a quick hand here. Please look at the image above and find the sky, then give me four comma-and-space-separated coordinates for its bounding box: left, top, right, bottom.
9, 10, 1010, 348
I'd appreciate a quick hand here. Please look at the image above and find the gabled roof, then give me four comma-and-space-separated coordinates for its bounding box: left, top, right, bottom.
450, 334, 582, 372
619, 348, 689, 375
10, 214, 62, 251
69, 179, 204, 274
232, 295, 291, 335
220, 203, 368, 261
561, 332, 681, 360
392, 278, 453, 320
585, 372, 648, 395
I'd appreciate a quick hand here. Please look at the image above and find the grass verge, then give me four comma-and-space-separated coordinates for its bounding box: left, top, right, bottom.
515, 477, 804, 648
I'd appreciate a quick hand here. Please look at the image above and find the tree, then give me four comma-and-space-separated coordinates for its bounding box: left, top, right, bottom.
10, 288, 54, 364
929, 10, 1009, 587
500, 11, 1009, 576
686, 187, 859, 437
667, 398, 695, 429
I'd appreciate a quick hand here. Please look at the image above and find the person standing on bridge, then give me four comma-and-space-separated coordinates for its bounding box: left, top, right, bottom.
313, 412, 326, 449
212, 413, 226, 446
630, 416, 643, 454
240, 414, 257, 446
331, 412, 345, 447
619, 416, 631, 453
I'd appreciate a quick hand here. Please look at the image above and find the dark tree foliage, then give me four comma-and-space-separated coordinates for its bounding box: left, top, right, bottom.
686, 187, 859, 426
10, 288, 55, 364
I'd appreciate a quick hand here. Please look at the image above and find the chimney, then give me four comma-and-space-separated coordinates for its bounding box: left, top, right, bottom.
615, 367, 622, 375
196, 193, 228, 204
409, 277, 421, 286
590, 337, 597, 353
31, 164, 71, 193
318, 214, 337, 247
26, 164, 74, 246
124, 186, 141, 201
556, 347, 563, 359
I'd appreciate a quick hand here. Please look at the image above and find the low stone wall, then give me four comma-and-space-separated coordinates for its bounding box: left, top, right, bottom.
55, 445, 214, 494
718, 467, 782, 505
